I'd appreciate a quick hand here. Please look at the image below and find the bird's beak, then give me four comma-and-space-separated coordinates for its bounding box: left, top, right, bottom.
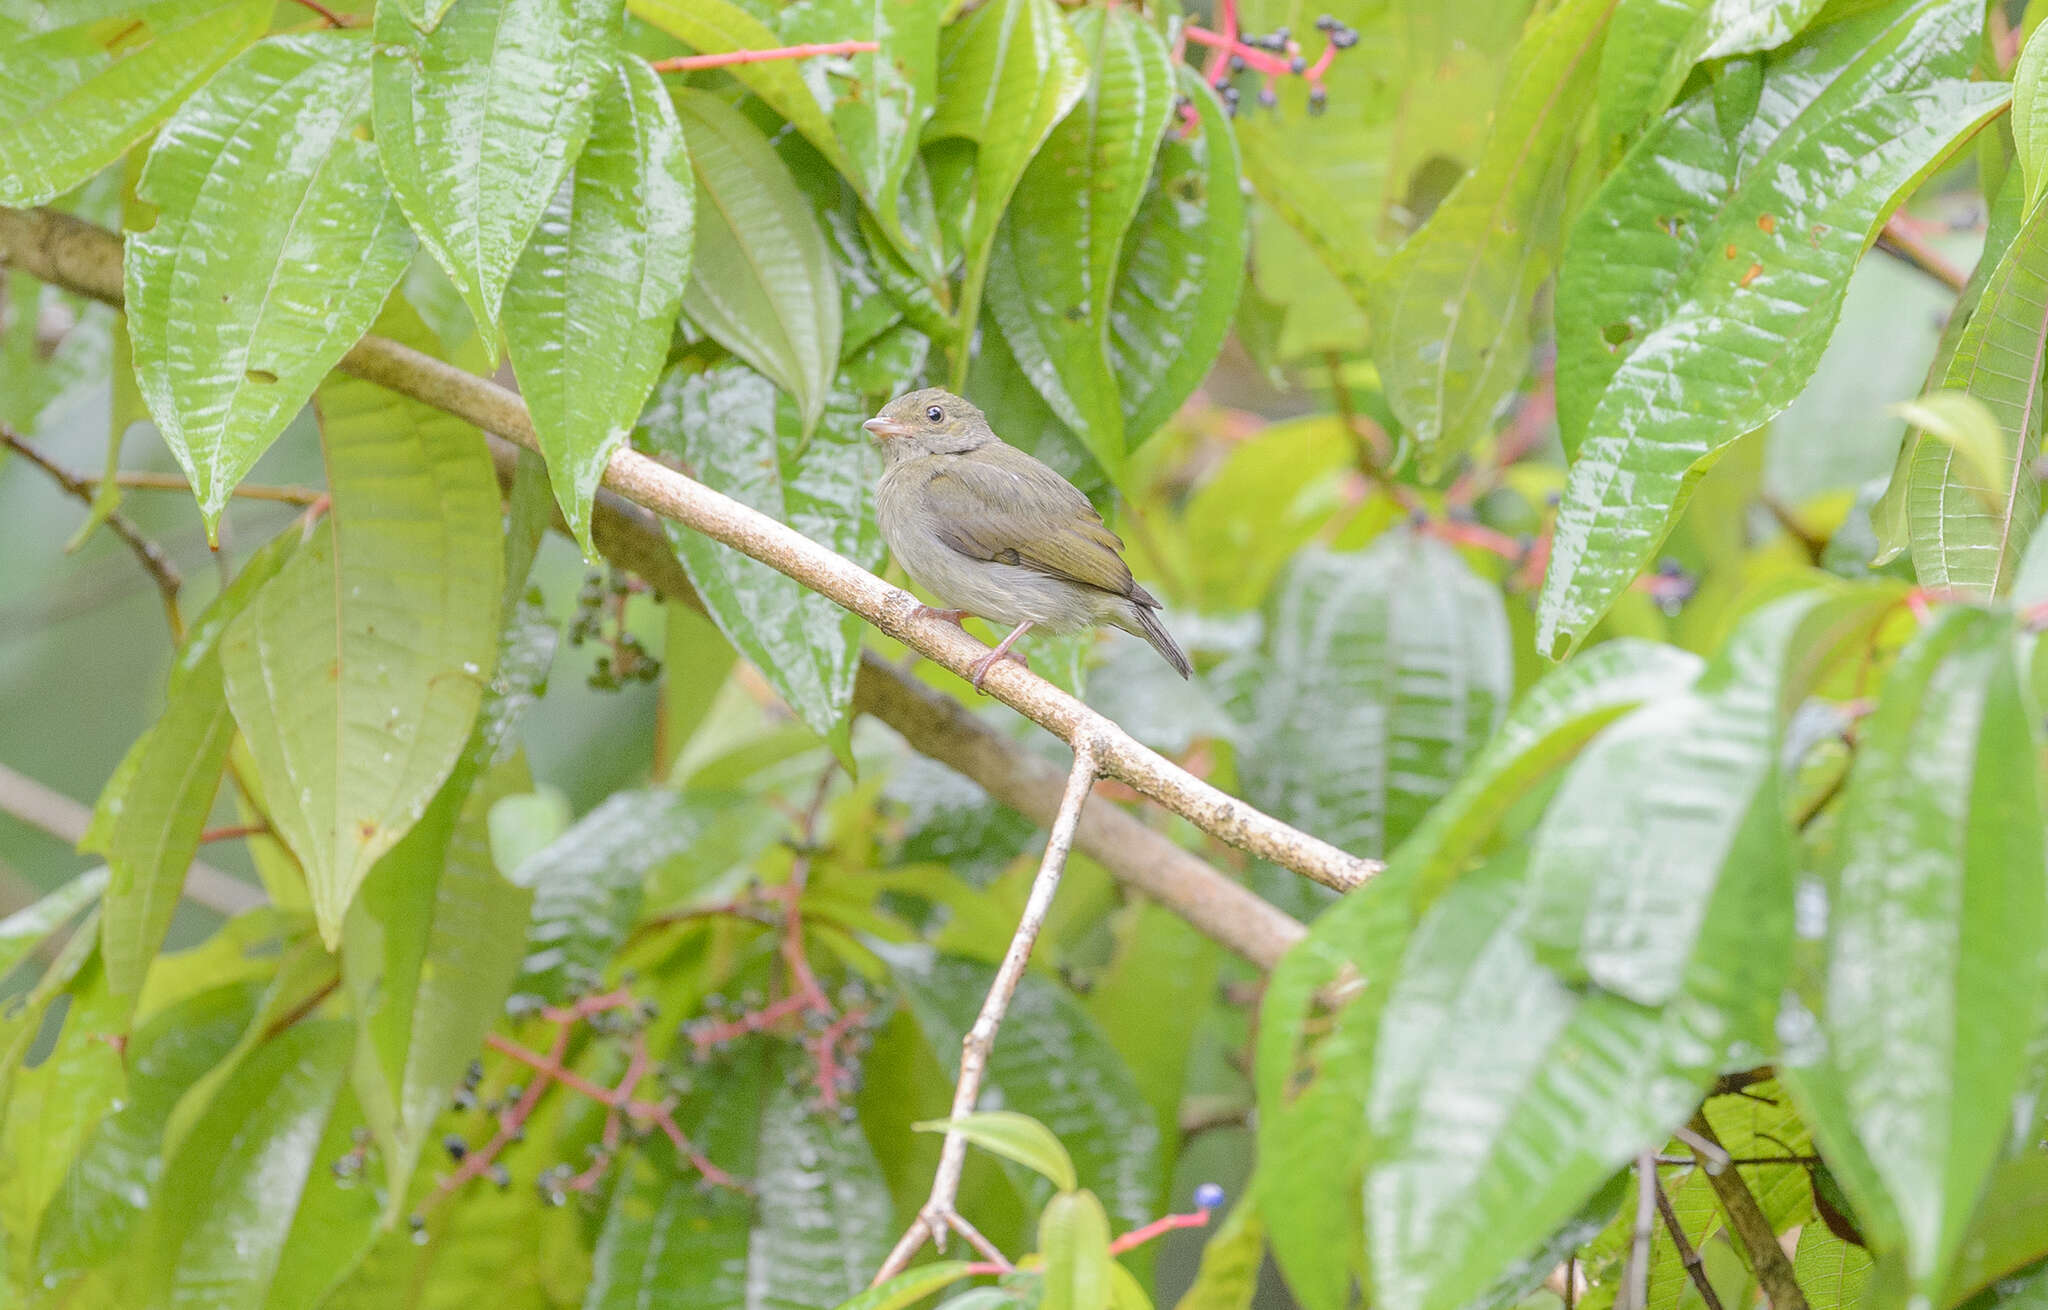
863, 416, 914, 441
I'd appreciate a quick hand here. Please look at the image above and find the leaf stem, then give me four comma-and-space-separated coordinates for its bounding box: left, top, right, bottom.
647, 40, 876, 74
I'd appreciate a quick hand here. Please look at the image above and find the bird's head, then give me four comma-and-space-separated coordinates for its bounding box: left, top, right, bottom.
863, 388, 997, 465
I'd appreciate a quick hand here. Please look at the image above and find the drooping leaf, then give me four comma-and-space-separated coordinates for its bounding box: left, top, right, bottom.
86, 525, 296, 997
0, 867, 108, 986
1371, 0, 1613, 474
1903, 202, 2048, 596
126, 33, 415, 536
1237, 532, 1513, 864
888, 947, 1164, 1234
925, 0, 1090, 374
1038, 1189, 1114, 1310
984, 4, 1175, 473
370, 0, 617, 351
634, 361, 879, 754
674, 90, 842, 433
1802, 608, 2046, 1302
1595, 0, 1826, 158
0, 0, 271, 207
505, 56, 693, 557
1109, 70, 1245, 449
915, 1110, 1079, 1193
137, 1019, 377, 1308
1540, 0, 2008, 656
342, 600, 551, 1211
221, 359, 504, 947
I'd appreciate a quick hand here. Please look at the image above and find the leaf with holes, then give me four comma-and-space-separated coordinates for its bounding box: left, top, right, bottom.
1540, 0, 2006, 655
0, 0, 271, 208
505, 56, 692, 558
220, 357, 503, 948
371, 0, 617, 353
126, 34, 415, 537
674, 90, 842, 434
1371, 0, 1614, 475
984, 4, 1175, 474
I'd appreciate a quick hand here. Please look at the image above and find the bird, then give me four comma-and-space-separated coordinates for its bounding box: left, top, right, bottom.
864, 387, 1192, 692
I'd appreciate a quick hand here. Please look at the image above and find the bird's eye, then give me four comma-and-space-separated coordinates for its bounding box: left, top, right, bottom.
925, 405, 944, 423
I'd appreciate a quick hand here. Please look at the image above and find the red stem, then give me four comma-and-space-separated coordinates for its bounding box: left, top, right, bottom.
198, 822, 268, 844
1107, 1209, 1212, 1255
649, 40, 877, 74
1202, 0, 1237, 85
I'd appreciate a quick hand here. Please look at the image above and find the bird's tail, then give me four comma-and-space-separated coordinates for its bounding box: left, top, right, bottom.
1125, 601, 1192, 680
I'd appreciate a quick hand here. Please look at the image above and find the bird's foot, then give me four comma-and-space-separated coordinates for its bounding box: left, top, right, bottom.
914, 605, 971, 628
967, 648, 1028, 693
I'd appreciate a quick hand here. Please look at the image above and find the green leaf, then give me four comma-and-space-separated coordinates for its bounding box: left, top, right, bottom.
1595, 0, 1826, 158
33, 981, 259, 1290
370, 0, 617, 351
1363, 855, 1724, 1310
1170, 1197, 1265, 1310
635, 361, 879, 751
85, 526, 295, 997
1540, 0, 2008, 656
2015, 19, 2048, 217
1944, 1154, 2048, 1305
1807, 608, 2046, 1302
1110, 70, 1245, 449
915, 1110, 1079, 1193
1371, 0, 1612, 473
137, 1019, 377, 1308
1038, 1190, 1114, 1310
505, 56, 692, 558
926, 0, 1090, 381
673, 89, 842, 434
341, 601, 547, 1211
0, 866, 108, 986
1903, 202, 2048, 596
221, 360, 504, 947
889, 948, 1164, 1234
1237, 533, 1513, 863
126, 33, 415, 536
0, 0, 272, 207
983, 4, 1175, 473
1791, 1215, 1873, 1309
827, 1264, 978, 1310
778, 0, 947, 263
1520, 588, 1886, 1007
1895, 392, 2011, 514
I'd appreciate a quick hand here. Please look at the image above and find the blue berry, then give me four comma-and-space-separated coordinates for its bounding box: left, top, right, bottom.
1194, 1182, 1226, 1210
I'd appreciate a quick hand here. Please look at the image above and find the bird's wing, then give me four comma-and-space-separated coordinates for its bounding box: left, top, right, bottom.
919, 446, 1135, 597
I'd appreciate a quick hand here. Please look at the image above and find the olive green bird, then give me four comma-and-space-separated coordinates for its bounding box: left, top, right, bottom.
864, 388, 1191, 691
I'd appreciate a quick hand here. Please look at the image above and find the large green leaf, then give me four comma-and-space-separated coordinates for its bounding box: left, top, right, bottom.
1109, 70, 1245, 450
341, 600, 550, 1212
635, 361, 879, 753
1540, 0, 2007, 656
33, 981, 260, 1290
370, 0, 617, 351
1362, 855, 1724, 1310
983, 4, 1175, 473
584, 1039, 893, 1310
674, 90, 842, 434
1372, 0, 1612, 474
126, 33, 415, 536
889, 948, 1164, 1235
221, 361, 504, 947
0, 0, 271, 207
1902, 201, 2048, 596
1520, 589, 1886, 1008
1237, 533, 1513, 865
505, 56, 693, 557
86, 527, 296, 997
926, 0, 1090, 376
1038, 1189, 1114, 1310
137, 1019, 377, 1309
1804, 608, 2046, 1302
1595, 0, 1826, 159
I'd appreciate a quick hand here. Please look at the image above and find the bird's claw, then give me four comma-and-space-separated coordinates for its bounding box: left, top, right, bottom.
967, 648, 1027, 693
914, 605, 971, 628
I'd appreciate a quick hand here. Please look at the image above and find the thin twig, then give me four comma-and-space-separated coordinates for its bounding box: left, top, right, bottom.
3, 424, 184, 637
1875, 215, 1968, 294
872, 736, 1101, 1285
1654, 1169, 1727, 1310
648, 40, 876, 73
113, 470, 324, 504
283, 0, 353, 25
0, 759, 262, 916
1622, 1152, 1658, 1310
1688, 1112, 1811, 1310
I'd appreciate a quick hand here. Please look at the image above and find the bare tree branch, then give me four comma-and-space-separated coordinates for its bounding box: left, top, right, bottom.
1, 203, 1344, 968
1654, 1163, 1727, 1310
1688, 1112, 1811, 1310
873, 735, 1099, 1285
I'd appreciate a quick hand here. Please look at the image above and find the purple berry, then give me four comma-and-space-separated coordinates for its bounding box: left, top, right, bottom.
1194, 1182, 1226, 1210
